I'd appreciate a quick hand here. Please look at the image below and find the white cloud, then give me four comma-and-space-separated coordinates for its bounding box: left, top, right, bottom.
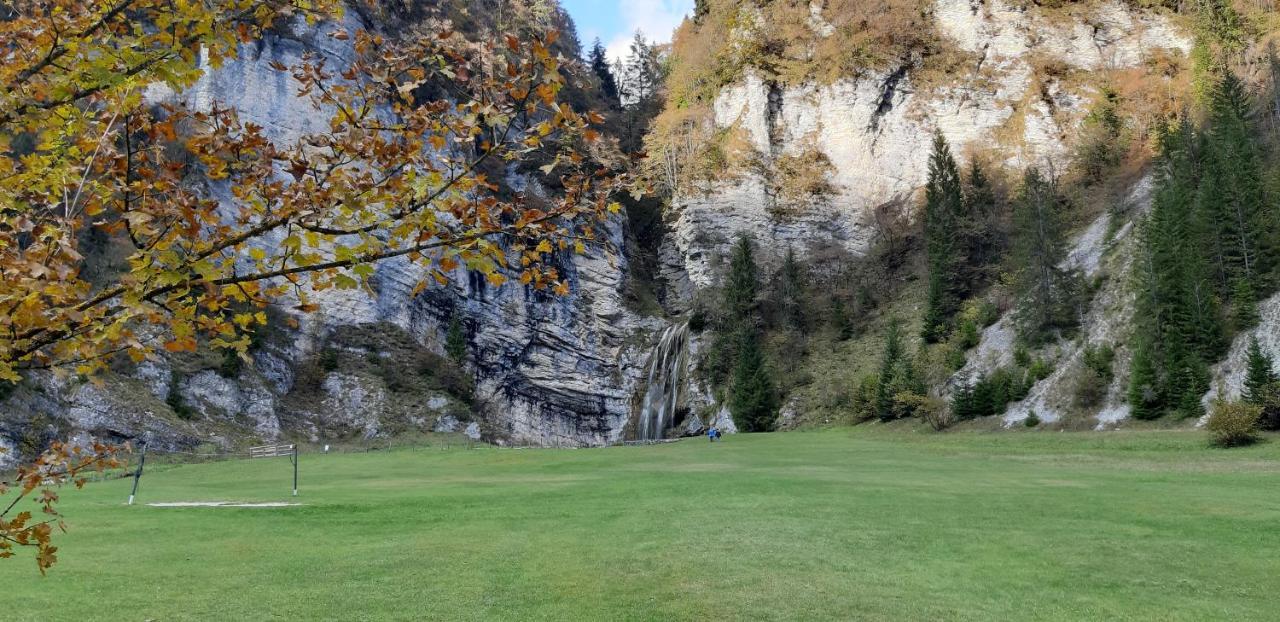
605, 0, 694, 64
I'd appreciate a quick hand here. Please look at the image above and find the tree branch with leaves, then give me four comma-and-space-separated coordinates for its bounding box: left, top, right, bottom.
0, 0, 643, 571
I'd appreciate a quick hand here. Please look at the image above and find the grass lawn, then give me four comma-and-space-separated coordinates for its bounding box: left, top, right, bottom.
3, 427, 1279, 621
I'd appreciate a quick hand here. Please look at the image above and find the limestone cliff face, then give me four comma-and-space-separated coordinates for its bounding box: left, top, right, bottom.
0, 7, 660, 467
155, 12, 662, 448
662, 0, 1191, 289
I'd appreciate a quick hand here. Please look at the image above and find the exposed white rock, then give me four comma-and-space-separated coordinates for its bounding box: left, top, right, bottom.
319, 372, 385, 438
434, 414, 461, 433
1003, 179, 1150, 428
0, 436, 16, 470
956, 315, 1018, 384
711, 405, 738, 434
665, 1, 1189, 290
776, 398, 801, 430
934, 0, 1191, 70
680, 412, 707, 436
181, 371, 282, 439
1203, 291, 1280, 409
132, 360, 172, 401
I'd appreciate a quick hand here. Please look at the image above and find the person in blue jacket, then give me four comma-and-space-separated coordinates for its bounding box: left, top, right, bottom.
707, 426, 718, 442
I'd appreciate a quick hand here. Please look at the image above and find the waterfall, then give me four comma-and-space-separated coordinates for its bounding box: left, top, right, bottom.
635, 323, 690, 441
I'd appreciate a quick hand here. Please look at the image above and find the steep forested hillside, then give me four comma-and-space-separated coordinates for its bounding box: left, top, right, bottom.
632, 0, 1280, 435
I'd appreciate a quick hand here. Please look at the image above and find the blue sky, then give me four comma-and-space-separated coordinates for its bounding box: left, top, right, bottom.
561, 0, 694, 62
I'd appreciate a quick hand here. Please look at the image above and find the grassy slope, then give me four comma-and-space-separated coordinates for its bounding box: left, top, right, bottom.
4, 429, 1279, 621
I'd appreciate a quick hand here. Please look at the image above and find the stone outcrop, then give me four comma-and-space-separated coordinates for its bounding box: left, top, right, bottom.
662, 0, 1191, 289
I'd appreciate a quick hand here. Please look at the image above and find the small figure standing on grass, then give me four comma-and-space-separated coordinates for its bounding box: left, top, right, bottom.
708, 426, 718, 442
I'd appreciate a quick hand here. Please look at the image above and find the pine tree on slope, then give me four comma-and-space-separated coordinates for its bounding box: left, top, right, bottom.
724, 235, 759, 328
1130, 119, 1221, 418
962, 159, 1001, 285
1243, 337, 1277, 406
446, 314, 467, 365
921, 133, 966, 343
1011, 168, 1081, 346
875, 319, 905, 421
1200, 73, 1269, 290
774, 247, 807, 333
730, 327, 778, 432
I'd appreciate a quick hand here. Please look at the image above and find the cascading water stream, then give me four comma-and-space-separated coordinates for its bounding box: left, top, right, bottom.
635, 323, 690, 441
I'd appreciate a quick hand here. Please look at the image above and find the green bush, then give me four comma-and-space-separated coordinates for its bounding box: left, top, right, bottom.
849, 374, 879, 422
976, 300, 1000, 328
1206, 400, 1262, 447
319, 347, 340, 372
166, 372, 196, 420
1024, 411, 1041, 427
1082, 343, 1115, 382
1014, 345, 1031, 368
956, 319, 980, 350
895, 393, 949, 431
217, 348, 244, 378
1027, 357, 1054, 382
688, 307, 708, 333
1256, 382, 1280, 432
1072, 368, 1108, 410
944, 345, 968, 372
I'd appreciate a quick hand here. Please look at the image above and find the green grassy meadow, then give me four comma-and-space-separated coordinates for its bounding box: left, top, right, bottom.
4, 428, 1279, 621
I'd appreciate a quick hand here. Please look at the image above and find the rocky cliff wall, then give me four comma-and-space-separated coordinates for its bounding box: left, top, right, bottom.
662, 0, 1191, 290
0, 7, 664, 467
165, 12, 665, 447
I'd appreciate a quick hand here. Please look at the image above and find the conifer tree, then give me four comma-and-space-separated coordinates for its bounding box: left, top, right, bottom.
588, 38, 620, 107
618, 32, 663, 151
729, 327, 777, 432
830, 296, 854, 341
921, 133, 966, 342
1128, 333, 1161, 420
724, 235, 760, 327
1011, 168, 1082, 345
1231, 277, 1259, 329
773, 247, 807, 333
1076, 87, 1127, 184
446, 314, 467, 365
962, 159, 1001, 284
1200, 73, 1269, 289
1243, 337, 1277, 406
1130, 118, 1223, 418
707, 234, 761, 386
875, 319, 905, 420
